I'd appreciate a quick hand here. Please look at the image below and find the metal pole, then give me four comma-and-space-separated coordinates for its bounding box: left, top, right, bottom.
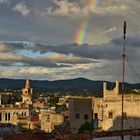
90, 110, 93, 140
121, 21, 127, 140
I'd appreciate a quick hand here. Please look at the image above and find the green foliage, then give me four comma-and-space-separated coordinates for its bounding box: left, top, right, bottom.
47, 97, 59, 107
12, 92, 22, 102
125, 89, 140, 94
78, 122, 93, 133
56, 105, 67, 113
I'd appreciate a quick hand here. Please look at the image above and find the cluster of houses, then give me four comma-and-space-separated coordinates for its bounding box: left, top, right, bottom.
0, 79, 140, 135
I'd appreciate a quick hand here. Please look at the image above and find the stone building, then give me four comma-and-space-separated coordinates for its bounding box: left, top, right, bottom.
57, 96, 70, 108
0, 93, 12, 105
41, 111, 64, 133
33, 99, 45, 110
0, 104, 30, 124
69, 97, 93, 133
93, 80, 140, 131
0, 79, 32, 125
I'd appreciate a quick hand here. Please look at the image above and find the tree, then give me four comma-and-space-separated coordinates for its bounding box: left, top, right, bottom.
47, 97, 59, 107
78, 122, 92, 133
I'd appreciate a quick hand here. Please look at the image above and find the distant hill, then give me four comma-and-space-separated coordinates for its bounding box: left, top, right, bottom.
0, 78, 140, 93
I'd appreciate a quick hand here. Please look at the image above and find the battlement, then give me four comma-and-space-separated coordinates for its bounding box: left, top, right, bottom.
103, 80, 119, 101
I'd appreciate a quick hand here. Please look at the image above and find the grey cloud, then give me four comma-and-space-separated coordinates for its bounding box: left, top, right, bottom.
1, 32, 140, 62
12, 2, 30, 17
0, 0, 7, 4
112, 34, 140, 48
0, 53, 69, 68
0, 46, 95, 67
0, 0, 139, 45
31, 43, 121, 60
26, 58, 71, 68
0, 41, 37, 55
0, 61, 13, 66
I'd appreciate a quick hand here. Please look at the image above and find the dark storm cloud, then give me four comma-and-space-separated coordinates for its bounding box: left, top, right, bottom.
41, 32, 140, 61
0, 41, 33, 52
31, 41, 138, 61
1, 32, 140, 62
0, 41, 120, 60
25, 59, 70, 68
0, 55, 70, 68
0, 50, 70, 67
112, 34, 140, 48
0, 42, 97, 67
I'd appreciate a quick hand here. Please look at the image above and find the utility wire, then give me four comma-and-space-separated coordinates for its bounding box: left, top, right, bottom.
126, 57, 140, 82
126, 59, 137, 83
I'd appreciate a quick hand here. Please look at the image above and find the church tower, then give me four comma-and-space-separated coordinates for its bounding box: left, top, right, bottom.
22, 79, 33, 105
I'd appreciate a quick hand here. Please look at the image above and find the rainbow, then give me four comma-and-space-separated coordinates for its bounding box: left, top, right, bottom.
75, 21, 88, 44
74, 0, 99, 44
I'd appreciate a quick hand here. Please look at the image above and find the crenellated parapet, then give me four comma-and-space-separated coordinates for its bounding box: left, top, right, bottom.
103, 80, 119, 101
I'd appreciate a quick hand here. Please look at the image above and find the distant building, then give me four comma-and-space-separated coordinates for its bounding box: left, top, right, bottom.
33, 99, 45, 109
57, 96, 70, 108
0, 79, 32, 126
0, 93, 12, 105
69, 97, 93, 133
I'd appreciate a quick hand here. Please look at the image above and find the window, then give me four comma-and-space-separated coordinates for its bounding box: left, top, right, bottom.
75, 113, 80, 119
108, 112, 113, 118
123, 112, 127, 119
84, 114, 89, 120
47, 115, 50, 120
8, 113, 10, 121
94, 113, 98, 119
5, 113, 7, 121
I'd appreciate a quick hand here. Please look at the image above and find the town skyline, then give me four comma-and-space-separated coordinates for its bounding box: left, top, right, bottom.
0, 0, 139, 83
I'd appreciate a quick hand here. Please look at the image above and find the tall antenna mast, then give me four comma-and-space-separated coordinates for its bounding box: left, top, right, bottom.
121, 21, 127, 140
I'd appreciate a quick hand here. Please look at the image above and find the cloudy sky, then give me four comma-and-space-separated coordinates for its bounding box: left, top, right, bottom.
0, 0, 140, 83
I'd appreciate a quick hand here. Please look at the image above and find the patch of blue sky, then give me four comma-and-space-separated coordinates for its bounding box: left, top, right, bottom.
18, 49, 55, 59
11, 62, 25, 66
18, 50, 40, 58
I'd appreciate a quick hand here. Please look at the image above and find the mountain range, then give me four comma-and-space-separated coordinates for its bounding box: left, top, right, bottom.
0, 78, 140, 93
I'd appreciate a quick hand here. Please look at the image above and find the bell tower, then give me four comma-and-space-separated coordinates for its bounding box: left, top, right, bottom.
22, 79, 33, 105
25, 79, 30, 89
